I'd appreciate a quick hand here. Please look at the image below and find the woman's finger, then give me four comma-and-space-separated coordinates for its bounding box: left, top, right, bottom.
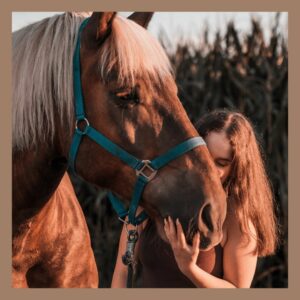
164, 217, 174, 244
168, 216, 176, 239
164, 217, 169, 235
165, 217, 171, 233
176, 218, 187, 248
192, 232, 200, 252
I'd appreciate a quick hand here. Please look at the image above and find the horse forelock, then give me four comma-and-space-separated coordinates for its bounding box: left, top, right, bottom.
98, 16, 173, 88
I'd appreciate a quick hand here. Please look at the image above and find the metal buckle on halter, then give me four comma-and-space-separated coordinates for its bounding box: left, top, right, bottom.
75, 117, 90, 135
136, 160, 157, 181
118, 216, 139, 266
122, 229, 139, 266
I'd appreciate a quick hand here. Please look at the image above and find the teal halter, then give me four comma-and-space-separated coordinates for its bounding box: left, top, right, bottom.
69, 18, 206, 225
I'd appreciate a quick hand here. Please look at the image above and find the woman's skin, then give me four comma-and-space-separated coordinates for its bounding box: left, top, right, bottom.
111, 130, 258, 288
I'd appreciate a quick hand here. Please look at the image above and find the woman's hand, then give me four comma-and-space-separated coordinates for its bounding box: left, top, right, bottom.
164, 216, 200, 276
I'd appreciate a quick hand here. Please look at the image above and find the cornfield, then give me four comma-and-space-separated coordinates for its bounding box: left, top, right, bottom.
70, 13, 288, 288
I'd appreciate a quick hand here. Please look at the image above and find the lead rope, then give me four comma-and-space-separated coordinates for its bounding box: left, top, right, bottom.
125, 231, 138, 288
119, 218, 139, 288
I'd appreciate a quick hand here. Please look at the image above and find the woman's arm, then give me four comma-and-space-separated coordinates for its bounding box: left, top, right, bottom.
111, 207, 146, 288
164, 215, 258, 288
111, 219, 130, 288
221, 211, 258, 288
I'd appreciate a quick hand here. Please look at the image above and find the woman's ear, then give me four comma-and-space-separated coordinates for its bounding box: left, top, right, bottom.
127, 12, 154, 28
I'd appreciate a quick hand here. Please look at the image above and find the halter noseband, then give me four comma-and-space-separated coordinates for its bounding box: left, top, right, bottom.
69, 18, 206, 225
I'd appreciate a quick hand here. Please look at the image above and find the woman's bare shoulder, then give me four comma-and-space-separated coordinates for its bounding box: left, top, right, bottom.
221, 206, 257, 250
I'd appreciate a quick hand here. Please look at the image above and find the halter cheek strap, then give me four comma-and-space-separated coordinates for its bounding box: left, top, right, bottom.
69, 18, 206, 226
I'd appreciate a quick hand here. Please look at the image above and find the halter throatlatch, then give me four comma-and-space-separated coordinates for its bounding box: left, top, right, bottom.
69, 18, 206, 226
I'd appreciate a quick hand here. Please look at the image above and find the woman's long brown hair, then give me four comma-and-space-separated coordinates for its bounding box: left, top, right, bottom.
196, 109, 279, 256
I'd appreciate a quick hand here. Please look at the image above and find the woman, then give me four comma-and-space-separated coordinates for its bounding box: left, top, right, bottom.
111, 110, 278, 288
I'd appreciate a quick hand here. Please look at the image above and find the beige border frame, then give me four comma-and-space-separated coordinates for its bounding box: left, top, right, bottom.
1, 0, 297, 299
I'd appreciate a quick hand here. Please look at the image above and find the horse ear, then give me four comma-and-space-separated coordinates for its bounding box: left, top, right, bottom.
128, 12, 154, 28
86, 12, 117, 41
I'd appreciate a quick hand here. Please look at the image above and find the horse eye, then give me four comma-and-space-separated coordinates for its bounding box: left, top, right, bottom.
119, 94, 131, 101
115, 89, 140, 104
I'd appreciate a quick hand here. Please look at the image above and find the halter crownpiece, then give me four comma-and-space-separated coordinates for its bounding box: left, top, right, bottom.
69, 18, 206, 225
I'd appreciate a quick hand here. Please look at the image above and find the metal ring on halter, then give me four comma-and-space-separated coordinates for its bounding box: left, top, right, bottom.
127, 223, 138, 235
75, 117, 90, 135
118, 217, 138, 234
136, 160, 157, 181
118, 216, 129, 225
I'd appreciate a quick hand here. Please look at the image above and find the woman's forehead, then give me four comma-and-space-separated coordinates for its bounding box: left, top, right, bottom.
205, 131, 233, 160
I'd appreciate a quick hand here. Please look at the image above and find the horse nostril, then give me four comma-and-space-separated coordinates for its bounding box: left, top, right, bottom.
200, 235, 211, 250
201, 203, 214, 232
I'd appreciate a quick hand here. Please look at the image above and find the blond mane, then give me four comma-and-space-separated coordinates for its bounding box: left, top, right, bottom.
12, 13, 172, 151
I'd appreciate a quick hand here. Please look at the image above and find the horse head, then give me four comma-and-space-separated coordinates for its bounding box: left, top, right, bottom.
71, 12, 226, 250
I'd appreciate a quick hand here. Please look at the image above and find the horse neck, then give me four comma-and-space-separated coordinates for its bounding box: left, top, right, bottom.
13, 126, 71, 229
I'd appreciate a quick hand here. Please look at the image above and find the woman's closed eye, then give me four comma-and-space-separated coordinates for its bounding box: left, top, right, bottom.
215, 159, 232, 168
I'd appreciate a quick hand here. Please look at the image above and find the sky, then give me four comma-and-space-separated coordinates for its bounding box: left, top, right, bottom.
12, 12, 288, 51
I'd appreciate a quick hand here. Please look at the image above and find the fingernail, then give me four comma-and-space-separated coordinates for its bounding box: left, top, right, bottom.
176, 218, 179, 223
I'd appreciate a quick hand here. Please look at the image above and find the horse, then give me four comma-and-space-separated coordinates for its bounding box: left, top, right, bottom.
12, 12, 227, 288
